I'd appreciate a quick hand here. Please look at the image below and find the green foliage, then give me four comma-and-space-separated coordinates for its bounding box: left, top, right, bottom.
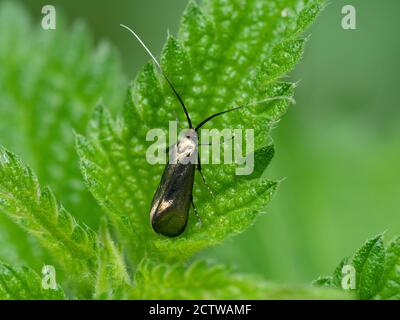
0, 1, 125, 230
376, 236, 400, 299
77, 0, 324, 265
94, 219, 131, 299
0, 147, 97, 295
0, 262, 65, 299
130, 259, 350, 299
314, 234, 400, 300
353, 234, 385, 299
0, 0, 369, 300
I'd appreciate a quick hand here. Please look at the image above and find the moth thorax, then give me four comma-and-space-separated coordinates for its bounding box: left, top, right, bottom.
170, 129, 198, 165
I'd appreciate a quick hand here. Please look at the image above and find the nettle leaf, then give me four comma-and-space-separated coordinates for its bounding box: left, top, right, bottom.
0, 1, 125, 227
94, 219, 131, 299
130, 259, 350, 300
0, 147, 97, 296
312, 276, 334, 288
313, 257, 351, 290
0, 262, 65, 300
375, 236, 400, 300
77, 0, 324, 263
352, 234, 385, 299
332, 257, 351, 288
314, 234, 400, 300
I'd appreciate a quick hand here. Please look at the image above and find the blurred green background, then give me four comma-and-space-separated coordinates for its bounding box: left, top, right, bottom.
2, 0, 400, 284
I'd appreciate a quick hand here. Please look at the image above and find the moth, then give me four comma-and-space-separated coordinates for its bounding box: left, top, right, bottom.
121, 24, 291, 237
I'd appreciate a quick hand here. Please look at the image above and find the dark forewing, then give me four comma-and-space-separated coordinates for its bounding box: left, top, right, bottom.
150, 162, 195, 237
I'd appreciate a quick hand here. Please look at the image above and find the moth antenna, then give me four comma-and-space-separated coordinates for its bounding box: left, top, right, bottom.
120, 24, 193, 128
195, 96, 295, 131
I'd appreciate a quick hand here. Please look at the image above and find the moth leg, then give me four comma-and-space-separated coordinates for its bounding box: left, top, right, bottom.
195, 134, 235, 197
197, 154, 215, 198
191, 196, 202, 227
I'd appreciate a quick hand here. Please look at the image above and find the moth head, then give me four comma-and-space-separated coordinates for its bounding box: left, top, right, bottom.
170, 129, 198, 164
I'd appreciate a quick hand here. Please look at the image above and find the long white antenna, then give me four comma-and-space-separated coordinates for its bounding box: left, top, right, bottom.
120, 23, 193, 128
120, 24, 161, 69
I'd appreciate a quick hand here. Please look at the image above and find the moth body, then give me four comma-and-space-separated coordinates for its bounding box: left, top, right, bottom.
150, 129, 198, 237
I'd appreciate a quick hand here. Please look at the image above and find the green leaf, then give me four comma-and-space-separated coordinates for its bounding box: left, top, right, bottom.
312, 257, 350, 289
0, 1, 125, 228
94, 219, 131, 299
77, 0, 324, 263
352, 234, 385, 299
130, 259, 350, 300
0, 262, 65, 300
375, 236, 400, 300
314, 234, 395, 300
0, 147, 97, 296
312, 276, 334, 288
332, 257, 350, 288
